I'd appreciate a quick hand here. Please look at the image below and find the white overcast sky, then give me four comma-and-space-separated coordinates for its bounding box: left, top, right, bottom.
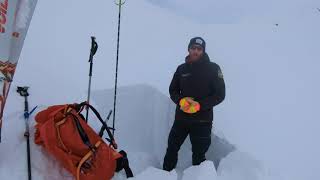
148, 0, 320, 23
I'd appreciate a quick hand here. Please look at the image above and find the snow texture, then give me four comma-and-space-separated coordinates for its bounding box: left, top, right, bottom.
182, 161, 218, 180
132, 167, 177, 180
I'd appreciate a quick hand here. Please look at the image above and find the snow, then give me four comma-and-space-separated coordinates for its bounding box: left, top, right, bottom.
217, 151, 265, 180
1, 0, 320, 179
131, 167, 177, 180
182, 161, 217, 180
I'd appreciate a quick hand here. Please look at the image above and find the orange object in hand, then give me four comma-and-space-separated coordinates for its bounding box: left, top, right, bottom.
179, 97, 200, 114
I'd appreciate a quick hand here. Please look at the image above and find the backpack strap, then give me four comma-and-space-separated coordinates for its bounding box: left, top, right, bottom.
55, 106, 73, 153
55, 106, 96, 153
116, 150, 134, 178
66, 111, 96, 151
76, 141, 102, 180
75, 102, 118, 149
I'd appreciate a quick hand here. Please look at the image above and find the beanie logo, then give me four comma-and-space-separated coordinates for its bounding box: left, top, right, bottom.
195, 38, 203, 45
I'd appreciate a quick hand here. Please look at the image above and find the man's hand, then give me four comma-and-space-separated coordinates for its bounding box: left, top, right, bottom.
185, 97, 199, 106
180, 105, 189, 112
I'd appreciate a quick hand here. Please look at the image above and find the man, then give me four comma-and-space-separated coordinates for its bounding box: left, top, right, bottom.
163, 37, 225, 171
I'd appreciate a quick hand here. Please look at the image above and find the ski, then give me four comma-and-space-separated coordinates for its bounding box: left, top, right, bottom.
0, 0, 38, 141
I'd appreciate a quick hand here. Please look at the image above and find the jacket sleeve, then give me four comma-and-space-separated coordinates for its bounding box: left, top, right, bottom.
169, 66, 183, 105
199, 65, 226, 110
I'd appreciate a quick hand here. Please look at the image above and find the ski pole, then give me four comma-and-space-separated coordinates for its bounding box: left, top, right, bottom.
85, 36, 98, 123
112, 0, 126, 136
17, 86, 32, 180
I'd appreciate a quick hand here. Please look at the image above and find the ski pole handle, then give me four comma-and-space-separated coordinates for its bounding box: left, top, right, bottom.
89, 36, 98, 61
90, 36, 96, 53
88, 36, 98, 76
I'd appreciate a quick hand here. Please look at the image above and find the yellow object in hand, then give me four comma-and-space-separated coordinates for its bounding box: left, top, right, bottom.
179, 97, 200, 114
179, 98, 190, 107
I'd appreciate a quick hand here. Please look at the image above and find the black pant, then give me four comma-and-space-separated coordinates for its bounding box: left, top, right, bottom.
163, 120, 212, 171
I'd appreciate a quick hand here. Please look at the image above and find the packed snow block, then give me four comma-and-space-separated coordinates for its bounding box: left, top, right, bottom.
217, 150, 266, 180
182, 161, 218, 180
132, 167, 177, 180
125, 152, 160, 177
207, 134, 236, 168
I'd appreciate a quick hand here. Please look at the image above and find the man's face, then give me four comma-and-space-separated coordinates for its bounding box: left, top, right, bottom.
188, 45, 204, 62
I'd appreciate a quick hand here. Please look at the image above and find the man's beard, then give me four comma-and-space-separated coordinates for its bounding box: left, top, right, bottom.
189, 53, 202, 62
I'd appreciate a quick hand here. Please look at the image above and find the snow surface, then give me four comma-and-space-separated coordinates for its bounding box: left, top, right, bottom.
130, 167, 177, 180
182, 161, 217, 180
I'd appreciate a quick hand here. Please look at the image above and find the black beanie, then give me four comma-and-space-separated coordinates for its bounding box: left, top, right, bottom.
188, 37, 206, 52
